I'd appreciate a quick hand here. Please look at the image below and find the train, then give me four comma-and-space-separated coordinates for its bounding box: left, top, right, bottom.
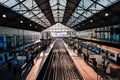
0, 39, 40, 65
79, 41, 120, 65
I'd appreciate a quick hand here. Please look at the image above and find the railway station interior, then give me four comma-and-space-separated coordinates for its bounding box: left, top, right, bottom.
0, 0, 120, 80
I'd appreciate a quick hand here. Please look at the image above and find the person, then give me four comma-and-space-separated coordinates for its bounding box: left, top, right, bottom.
102, 57, 106, 72
29, 48, 34, 66
17, 66, 22, 79
86, 54, 89, 63
13, 65, 17, 76
106, 50, 109, 57
7, 61, 12, 70
93, 58, 97, 71
30, 53, 34, 66
83, 54, 87, 62
78, 48, 82, 55
106, 62, 110, 75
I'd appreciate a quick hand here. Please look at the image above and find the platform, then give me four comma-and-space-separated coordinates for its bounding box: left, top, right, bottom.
63, 40, 99, 80
26, 39, 120, 80
26, 40, 56, 80
63, 39, 120, 80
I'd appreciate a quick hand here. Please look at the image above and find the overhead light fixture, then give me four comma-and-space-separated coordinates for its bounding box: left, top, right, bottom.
20, 20, 23, 23
105, 13, 109, 17
30, 24, 32, 26
2, 14, 6, 18
35, 26, 37, 28
90, 20, 93, 22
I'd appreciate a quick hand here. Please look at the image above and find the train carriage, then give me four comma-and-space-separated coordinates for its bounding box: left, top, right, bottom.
80, 41, 120, 65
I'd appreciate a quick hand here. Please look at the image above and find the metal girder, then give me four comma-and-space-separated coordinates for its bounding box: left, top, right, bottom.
0, 3, 45, 31
90, 0, 120, 17
35, 0, 55, 25
74, 1, 120, 28
72, 5, 106, 28
73, 6, 109, 28
69, 2, 95, 26
10, 0, 27, 9
22, 5, 39, 15
75, 1, 120, 31
17, 0, 48, 26
28, 3, 58, 20
62, 0, 81, 24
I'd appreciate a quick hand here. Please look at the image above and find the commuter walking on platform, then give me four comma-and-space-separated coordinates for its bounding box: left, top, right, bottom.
83, 54, 87, 62
104, 57, 110, 74
93, 58, 97, 71
106, 62, 110, 75
78, 48, 82, 56
86, 54, 89, 63
17, 66, 22, 79
104, 56, 110, 73
7, 61, 12, 70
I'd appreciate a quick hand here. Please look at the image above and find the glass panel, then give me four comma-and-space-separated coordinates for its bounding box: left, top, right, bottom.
59, 0, 67, 6
32, 10, 40, 15
83, 11, 93, 17
1, 0, 18, 7
0, 0, 50, 27
72, 12, 79, 17
67, 0, 118, 27
89, 4, 103, 13
51, 5, 57, 9
52, 10, 58, 15
59, 10, 64, 14
59, 5, 65, 9
0, 0, 9, 3
75, 7, 83, 14
31, 17, 37, 21
49, 0, 57, 6
23, 12, 34, 18
12, 4, 27, 14
0, 0, 119, 28
22, 0, 38, 10
30, 7, 41, 15
98, 0, 118, 7
37, 13, 44, 18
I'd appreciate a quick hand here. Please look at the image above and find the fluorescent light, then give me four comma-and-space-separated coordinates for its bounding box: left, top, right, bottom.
105, 13, 109, 17
30, 24, 32, 26
90, 20, 93, 22
2, 14, 6, 18
20, 21, 23, 23
35, 26, 37, 28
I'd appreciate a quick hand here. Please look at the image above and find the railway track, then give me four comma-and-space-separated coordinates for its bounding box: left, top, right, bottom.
37, 39, 83, 80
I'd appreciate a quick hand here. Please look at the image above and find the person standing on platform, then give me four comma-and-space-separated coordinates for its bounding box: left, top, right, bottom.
93, 58, 97, 71
106, 62, 110, 75
105, 57, 110, 74
7, 61, 12, 70
83, 54, 87, 62
78, 48, 82, 56
102, 57, 105, 70
86, 54, 89, 63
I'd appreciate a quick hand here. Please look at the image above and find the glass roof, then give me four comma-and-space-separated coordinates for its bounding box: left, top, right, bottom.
49, 0, 67, 22
66, 0, 118, 27
0, 0, 51, 27
0, 0, 119, 28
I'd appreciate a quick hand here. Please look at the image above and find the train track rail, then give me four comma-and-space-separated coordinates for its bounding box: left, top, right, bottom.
37, 39, 83, 80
